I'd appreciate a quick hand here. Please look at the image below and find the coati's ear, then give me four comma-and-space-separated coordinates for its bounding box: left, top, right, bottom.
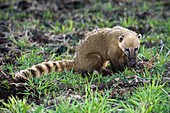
118, 36, 124, 42
137, 34, 142, 39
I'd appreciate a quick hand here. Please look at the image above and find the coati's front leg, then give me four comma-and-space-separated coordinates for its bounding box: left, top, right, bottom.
107, 47, 127, 72
109, 58, 125, 72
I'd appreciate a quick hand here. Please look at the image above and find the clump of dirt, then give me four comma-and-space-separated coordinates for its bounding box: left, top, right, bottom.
0, 72, 26, 105
0, 39, 21, 66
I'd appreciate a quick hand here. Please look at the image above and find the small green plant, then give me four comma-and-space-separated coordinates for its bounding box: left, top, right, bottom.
120, 16, 137, 27
0, 10, 9, 20
43, 11, 53, 20
1, 96, 31, 113
12, 38, 31, 49
103, 2, 113, 12
50, 20, 74, 33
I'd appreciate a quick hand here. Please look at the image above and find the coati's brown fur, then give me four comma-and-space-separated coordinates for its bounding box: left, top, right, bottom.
14, 26, 142, 80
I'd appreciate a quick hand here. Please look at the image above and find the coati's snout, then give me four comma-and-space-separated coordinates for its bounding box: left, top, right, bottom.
124, 47, 138, 67
123, 48, 137, 67
128, 57, 136, 67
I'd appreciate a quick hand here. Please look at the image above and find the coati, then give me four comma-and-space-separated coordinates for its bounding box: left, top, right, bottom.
14, 26, 142, 80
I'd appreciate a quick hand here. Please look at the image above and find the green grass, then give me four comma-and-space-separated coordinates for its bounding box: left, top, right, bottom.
121, 80, 170, 113
0, 0, 170, 113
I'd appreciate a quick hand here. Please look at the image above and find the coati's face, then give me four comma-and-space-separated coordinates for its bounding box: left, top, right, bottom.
118, 33, 142, 67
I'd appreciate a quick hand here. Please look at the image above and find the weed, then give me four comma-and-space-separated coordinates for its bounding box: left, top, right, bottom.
120, 16, 137, 27
1, 96, 31, 113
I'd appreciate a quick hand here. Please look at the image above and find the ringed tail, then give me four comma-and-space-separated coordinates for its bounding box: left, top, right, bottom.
14, 60, 75, 81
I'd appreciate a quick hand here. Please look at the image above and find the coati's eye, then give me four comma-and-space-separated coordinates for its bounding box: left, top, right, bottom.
137, 34, 142, 39
134, 47, 138, 51
118, 36, 124, 42
125, 48, 129, 52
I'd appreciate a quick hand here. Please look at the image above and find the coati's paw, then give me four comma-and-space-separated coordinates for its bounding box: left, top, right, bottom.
75, 70, 93, 78
101, 68, 113, 76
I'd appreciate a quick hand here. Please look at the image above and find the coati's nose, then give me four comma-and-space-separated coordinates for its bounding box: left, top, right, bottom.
129, 60, 136, 67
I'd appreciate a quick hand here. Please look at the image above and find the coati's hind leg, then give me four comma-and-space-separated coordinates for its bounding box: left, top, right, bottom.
75, 53, 104, 76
